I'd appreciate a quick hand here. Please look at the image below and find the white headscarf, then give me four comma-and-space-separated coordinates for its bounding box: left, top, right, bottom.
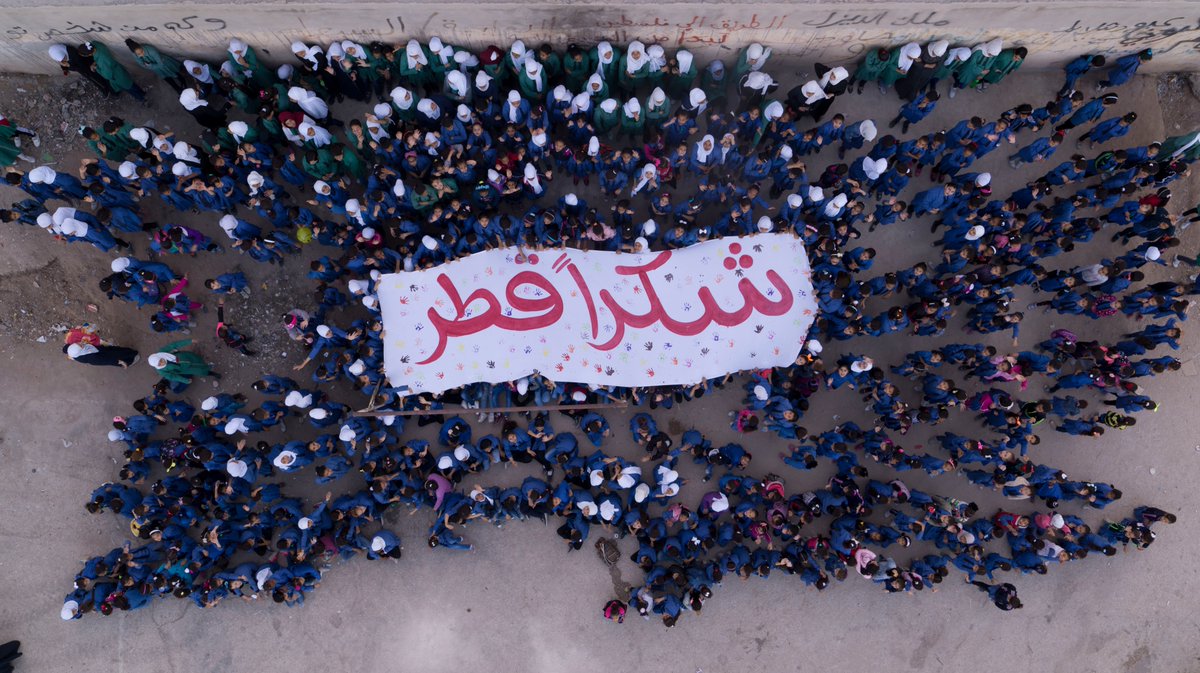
801, 80, 828, 104
416, 99, 440, 120
631, 163, 657, 195
405, 39, 428, 68
745, 43, 771, 70
172, 141, 199, 163
694, 134, 715, 162
898, 42, 923, 72
228, 120, 249, 142
129, 127, 151, 147
599, 98, 617, 114
745, 71, 774, 93
824, 193, 849, 217
647, 44, 667, 70
475, 70, 492, 91
587, 136, 600, 157
625, 41, 648, 73
29, 166, 56, 183
984, 38, 1004, 57
649, 87, 667, 108
147, 352, 177, 369
523, 60, 545, 92
390, 86, 415, 110
596, 41, 615, 66
48, 44, 68, 62
428, 36, 453, 65
623, 98, 641, 118
945, 47, 972, 65
522, 163, 542, 192
763, 101, 784, 121
509, 40, 528, 65
928, 40, 950, 58
676, 49, 694, 74
863, 157, 887, 180
571, 92, 592, 116
586, 73, 605, 95
446, 71, 468, 97
688, 88, 707, 112
859, 120, 877, 141
183, 60, 212, 82
179, 88, 207, 111
298, 121, 332, 147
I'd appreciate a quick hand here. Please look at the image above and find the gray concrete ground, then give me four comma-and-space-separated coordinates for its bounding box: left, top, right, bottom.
0, 61, 1199, 673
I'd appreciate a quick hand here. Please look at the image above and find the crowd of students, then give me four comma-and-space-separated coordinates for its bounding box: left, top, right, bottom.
1, 35, 1187, 626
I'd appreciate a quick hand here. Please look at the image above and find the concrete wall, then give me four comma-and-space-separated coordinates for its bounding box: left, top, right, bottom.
0, 1, 1198, 75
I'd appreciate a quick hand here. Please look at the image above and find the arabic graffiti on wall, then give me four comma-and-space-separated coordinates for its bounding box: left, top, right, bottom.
4, 15, 228, 43
377, 234, 817, 394
2, 4, 1199, 73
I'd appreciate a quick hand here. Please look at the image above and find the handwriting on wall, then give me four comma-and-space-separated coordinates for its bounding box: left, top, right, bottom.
1, 4, 1199, 73
5, 15, 228, 42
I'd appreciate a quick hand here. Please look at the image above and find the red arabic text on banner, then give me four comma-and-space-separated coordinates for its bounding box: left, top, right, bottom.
378, 234, 817, 393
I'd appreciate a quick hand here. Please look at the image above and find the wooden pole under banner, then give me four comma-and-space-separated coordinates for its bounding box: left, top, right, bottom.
353, 401, 628, 417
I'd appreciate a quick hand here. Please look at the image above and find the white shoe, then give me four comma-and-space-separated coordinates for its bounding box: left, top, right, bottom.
31, 135, 40, 147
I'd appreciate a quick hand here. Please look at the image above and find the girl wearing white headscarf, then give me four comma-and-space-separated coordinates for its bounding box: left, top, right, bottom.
585, 73, 609, 100
620, 98, 644, 139
736, 43, 772, 77
690, 134, 716, 173
630, 163, 658, 196
443, 70, 471, 103
668, 49, 697, 98
518, 59, 546, 98
592, 41, 620, 82
298, 120, 333, 148
507, 40, 529, 75
618, 41, 650, 92
522, 163, 545, 198
399, 39, 433, 87
287, 86, 329, 120
737, 70, 777, 113
179, 88, 227, 129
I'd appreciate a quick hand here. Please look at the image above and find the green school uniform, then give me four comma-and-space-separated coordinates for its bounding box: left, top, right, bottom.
132, 44, 182, 81
337, 146, 367, 180
666, 63, 696, 99
563, 52, 594, 91
92, 42, 134, 93
877, 51, 907, 87
853, 50, 890, 84
154, 340, 213, 384
956, 50, 990, 87
517, 68, 546, 100
619, 106, 645, 137
592, 104, 619, 135
982, 50, 1023, 84
646, 98, 672, 126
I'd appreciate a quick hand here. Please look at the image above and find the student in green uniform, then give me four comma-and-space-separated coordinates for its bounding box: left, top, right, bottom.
593, 98, 620, 136
852, 47, 891, 94
734, 43, 771, 80
592, 41, 621, 85
0, 113, 36, 166
518, 60, 547, 100
980, 47, 1027, 88
535, 43, 562, 82
619, 98, 646, 142
667, 49, 697, 99
84, 42, 146, 101
124, 39, 186, 92
227, 38, 274, 90
617, 41, 651, 96
645, 87, 672, 127
563, 44, 594, 91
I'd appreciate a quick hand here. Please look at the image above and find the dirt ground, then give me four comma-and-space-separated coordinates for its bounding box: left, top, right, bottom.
0, 63, 1199, 673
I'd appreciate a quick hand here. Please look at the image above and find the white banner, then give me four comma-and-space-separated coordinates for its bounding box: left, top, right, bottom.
378, 234, 817, 393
